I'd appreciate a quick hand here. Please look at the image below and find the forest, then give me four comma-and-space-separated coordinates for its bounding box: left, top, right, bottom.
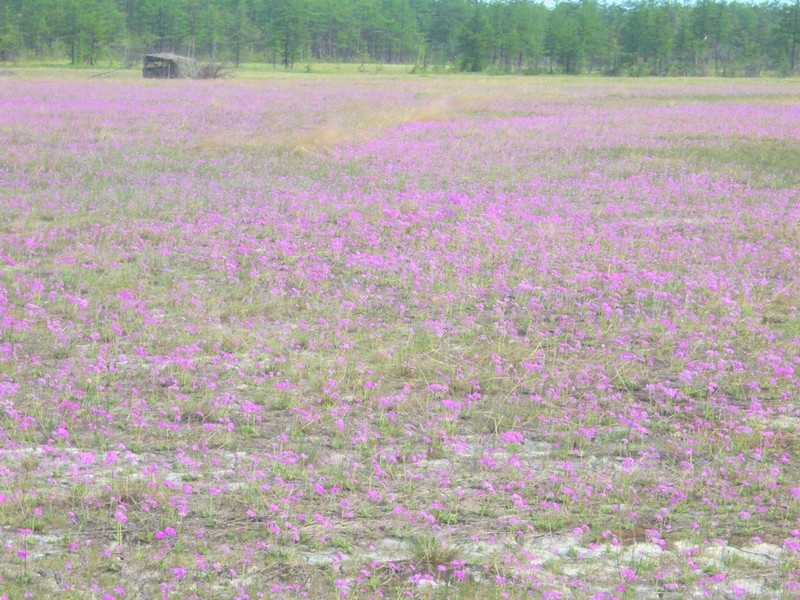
0, 0, 798, 75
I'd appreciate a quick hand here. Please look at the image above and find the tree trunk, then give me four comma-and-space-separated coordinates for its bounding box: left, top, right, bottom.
791, 0, 799, 74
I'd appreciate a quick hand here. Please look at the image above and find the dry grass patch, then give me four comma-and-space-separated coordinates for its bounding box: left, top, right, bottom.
286, 100, 452, 155
193, 100, 452, 155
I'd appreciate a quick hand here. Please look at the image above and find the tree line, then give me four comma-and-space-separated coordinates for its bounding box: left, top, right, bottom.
1, 0, 798, 75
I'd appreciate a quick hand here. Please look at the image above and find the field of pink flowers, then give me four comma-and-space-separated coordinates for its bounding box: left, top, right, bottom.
1, 73, 799, 599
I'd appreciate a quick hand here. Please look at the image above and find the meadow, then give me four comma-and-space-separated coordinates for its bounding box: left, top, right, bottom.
0, 70, 799, 599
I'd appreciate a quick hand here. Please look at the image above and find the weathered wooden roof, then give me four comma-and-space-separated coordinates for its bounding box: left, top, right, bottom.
143, 53, 198, 78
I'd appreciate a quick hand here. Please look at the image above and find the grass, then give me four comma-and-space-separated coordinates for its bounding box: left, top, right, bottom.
406, 533, 464, 569
0, 69, 798, 598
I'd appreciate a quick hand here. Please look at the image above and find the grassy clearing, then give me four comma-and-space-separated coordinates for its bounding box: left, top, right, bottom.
0, 72, 798, 598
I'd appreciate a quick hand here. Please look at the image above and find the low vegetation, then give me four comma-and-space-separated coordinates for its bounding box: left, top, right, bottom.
0, 73, 798, 598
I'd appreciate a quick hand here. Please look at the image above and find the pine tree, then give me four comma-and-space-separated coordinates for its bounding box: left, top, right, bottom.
0, 5, 22, 62
457, 2, 489, 71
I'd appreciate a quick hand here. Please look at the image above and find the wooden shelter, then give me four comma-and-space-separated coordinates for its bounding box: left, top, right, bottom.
143, 53, 198, 79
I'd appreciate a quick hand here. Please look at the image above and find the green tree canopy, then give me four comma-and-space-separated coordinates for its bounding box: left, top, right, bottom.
0, 0, 797, 74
